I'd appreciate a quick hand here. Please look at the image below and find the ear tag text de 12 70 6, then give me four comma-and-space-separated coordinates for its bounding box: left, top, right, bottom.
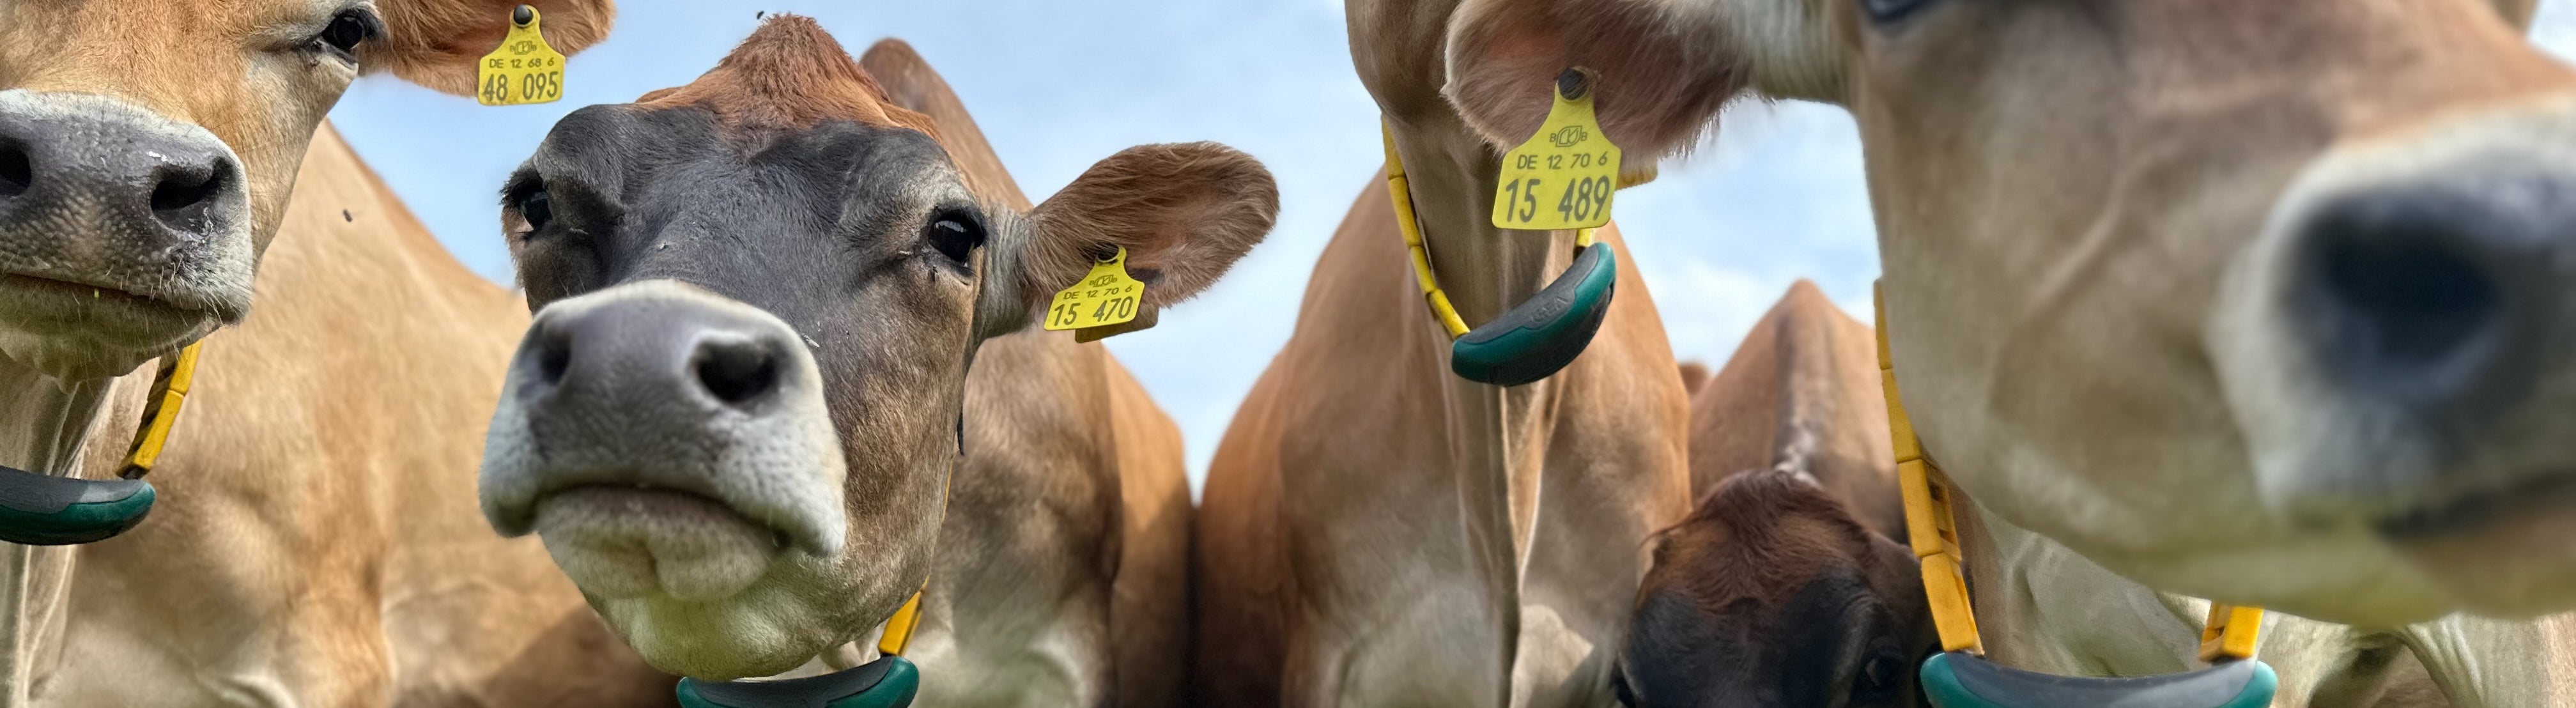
478, 5, 565, 106
1492, 69, 1621, 231
1044, 247, 1145, 332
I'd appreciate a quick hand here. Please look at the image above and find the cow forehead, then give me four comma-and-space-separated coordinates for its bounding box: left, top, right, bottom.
629, 15, 941, 139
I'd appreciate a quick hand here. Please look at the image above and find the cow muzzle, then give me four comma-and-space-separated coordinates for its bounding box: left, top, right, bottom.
480, 280, 848, 602
2213, 98, 2576, 613
0, 91, 251, 379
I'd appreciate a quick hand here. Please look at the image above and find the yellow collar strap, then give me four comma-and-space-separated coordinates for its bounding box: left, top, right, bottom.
875, 587, 925, 658
1872, 281, 2262, 663
121, 341, 204, 478
1380, 120, 1594, 339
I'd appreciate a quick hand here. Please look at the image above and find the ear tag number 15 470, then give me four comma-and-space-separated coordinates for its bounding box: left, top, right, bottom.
1492, 70, 1621, 231
478, 5, 565, 106
1045, 247, 1144, 331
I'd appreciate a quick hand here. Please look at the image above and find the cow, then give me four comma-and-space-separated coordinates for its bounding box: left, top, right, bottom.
860, 38, 1196, 708
472, 20, 1276, 708
1428, 0, 2576, 702
0, 0, 679, 705
1615, 281, 1936, 708
1189, 1, 1695, 703
1431, 0, 2575, 631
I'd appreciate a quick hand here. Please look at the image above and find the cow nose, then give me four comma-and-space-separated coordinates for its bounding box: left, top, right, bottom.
2290, 174, 2565, 408
0, 97, 246, 253
518, 292, 805, 415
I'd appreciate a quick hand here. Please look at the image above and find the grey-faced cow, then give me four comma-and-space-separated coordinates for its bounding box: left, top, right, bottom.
1436, 0, 2576, 629
1191, 2, 1696, 704
0, 0, 677, 705
475, 19, 1275, 703
1614, 281, 1933, 708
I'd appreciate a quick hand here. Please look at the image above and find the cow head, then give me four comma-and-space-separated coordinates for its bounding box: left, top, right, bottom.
1441, 0, 2576, 623
474, 16, 1277, 679
0, 0, 612, 381
1617, 471, 1931, 708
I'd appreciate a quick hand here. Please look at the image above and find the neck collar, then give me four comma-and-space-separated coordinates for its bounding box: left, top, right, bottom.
0, 342, 200, 545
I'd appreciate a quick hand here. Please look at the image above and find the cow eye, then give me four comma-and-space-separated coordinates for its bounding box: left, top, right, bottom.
314, 9, 382, 56
924, 211, 983, 265
1858, 652, 1906, 693
517, 189, 553, 233
1860, 0, 1933, 24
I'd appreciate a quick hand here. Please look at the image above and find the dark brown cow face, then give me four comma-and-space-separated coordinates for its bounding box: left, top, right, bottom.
474, 16, 1276, 680
0, 0, 611, 380
1616, 471, 1932, 708
1440, 0, 2576, 624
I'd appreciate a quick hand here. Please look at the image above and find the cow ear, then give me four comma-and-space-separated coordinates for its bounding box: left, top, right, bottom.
369, 0, 616, 96
993, 142, 1276, 335
1442, 0, 1821, 162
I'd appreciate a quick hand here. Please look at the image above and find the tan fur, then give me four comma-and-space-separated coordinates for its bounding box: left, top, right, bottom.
1688, 281, 1899, 537
638, 17, 938, 138
849, 37, 1193, 708
373, 0, 615, 96
1194, 171, 1689, 708
31, 125, 671, 707
0, 0, 654, 704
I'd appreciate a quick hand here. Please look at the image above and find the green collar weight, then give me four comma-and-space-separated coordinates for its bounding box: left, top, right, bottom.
675, 589, 927, 708
0, 342, 201, 546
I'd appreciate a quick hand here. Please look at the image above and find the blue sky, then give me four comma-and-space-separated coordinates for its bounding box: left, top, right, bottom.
328, 1, 2576, 492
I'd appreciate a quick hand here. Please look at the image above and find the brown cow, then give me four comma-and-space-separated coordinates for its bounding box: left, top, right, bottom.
1614, 281, 1932, 708
474, 21, 1275, 708
1433, 0, 2574, 630
1191, 0, 1695, 702
0, 0, 675, 705
1431, 0, 2576, 703
859, 39, 1195, 707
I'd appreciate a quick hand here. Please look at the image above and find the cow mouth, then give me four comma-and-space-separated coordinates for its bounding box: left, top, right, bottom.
0, 272, 220, 330
2373, 470, 2576, 541
527, 483, 799, 601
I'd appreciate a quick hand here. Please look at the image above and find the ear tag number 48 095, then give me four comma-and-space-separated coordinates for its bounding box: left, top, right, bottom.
1045, 247, 1144, 332
1492, 69, 1620, 231
478, 5, 566, 106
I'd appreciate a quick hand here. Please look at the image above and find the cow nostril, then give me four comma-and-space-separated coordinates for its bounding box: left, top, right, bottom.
693, 338, 780, 407
2312, 227, 2500, 366
534, 328, 573, 388
148, 162, 229, 229
0, 143, 27, 197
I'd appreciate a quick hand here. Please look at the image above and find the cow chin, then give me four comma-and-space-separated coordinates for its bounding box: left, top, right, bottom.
585, 548, 856, 681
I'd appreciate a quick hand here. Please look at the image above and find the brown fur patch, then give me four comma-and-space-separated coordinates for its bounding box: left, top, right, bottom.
1651, 470, 1877, 604
374, 0, 617, 96
635, 15, 939, 140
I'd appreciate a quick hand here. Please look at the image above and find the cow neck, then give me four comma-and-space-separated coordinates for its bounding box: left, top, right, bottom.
1380, 117, 1561, 700
1873, 281, 2278, 707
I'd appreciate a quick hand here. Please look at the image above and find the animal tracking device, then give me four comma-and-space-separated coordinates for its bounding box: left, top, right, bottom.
1876, 282, 2277, 708
1383, 68, 1644, 386
674, 587, 928, 708
0, 342, 200, 546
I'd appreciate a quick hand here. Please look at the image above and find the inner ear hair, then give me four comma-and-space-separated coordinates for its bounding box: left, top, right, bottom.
1022, 142, 1277, 312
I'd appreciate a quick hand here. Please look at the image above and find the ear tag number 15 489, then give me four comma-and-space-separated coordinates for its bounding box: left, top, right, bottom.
478, 5, 566, 106
1045, 247, 1144, 332
1492, 69, 1620, 231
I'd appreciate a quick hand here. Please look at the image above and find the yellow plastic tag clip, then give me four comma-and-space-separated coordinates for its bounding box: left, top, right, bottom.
1044, 247, 1146, 333
477, 5, 566, 106
1492, 68, 1621, 231
876, 588, 925, 658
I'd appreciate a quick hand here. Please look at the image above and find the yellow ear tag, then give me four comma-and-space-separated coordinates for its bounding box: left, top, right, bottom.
1492, 69, 1621, 231
1043, 247, 1145, 332
477, 5, 566, 106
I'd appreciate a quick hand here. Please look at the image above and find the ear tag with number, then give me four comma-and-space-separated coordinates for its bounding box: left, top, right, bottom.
1044, 247, 1146, 332
477, 5, 566, 106
1492, 69, 1621, 231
